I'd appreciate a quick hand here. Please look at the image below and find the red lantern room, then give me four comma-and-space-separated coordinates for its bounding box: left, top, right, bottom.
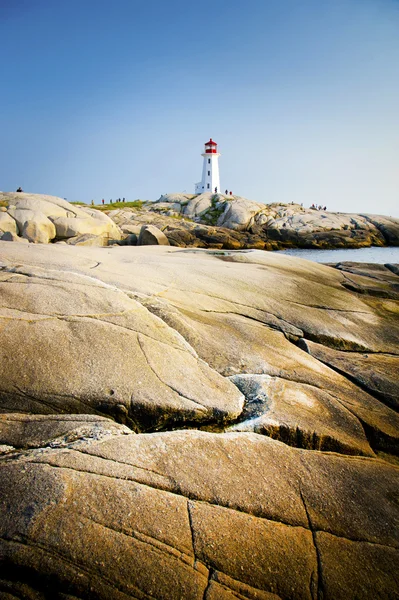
204, 138, 218, 154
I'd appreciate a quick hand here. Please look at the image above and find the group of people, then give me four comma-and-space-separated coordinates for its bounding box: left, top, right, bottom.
310, 203, 327, 211
100, 198, 126, 205
212, 187, 233, 195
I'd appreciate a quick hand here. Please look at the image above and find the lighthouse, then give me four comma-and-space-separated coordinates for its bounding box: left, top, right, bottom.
195, 138, 221, 194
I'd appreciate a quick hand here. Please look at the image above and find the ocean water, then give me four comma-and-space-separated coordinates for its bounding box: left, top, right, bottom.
276, 246, 399, 264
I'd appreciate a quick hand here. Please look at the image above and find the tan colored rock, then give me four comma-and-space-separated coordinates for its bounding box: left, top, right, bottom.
228, 374, 373, 456
51, 215, 120, 240
0, 428, 397, 599
0, 212, 18, 234
0, 244, 397, 454
0, 263, 243, 430
138, 224, 170, 246
299, 338, 399, 411
7, 207, 56, 243
0, 413, 131, 449
65, 233, 108, 246
0, 192, 122, 243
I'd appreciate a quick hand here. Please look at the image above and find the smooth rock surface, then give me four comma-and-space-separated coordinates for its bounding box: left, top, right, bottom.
0, 428, 398, 599
0, 261, 243, 430
0, 242, 398, 599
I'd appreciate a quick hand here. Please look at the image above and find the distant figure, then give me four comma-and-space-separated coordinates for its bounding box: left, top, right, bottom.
102, 199, 105, 205
225, 189, 228, 195
323, 206, 327, 211
110, 199, 113, 204
229, 191, 232, 196
91, 200, 94, 206
16, 187, 23, 192
123, 197, 125, 202
214, 187, 218, 193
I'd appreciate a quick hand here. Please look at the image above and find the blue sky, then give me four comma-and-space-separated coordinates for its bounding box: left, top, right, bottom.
1, 0, 398, 215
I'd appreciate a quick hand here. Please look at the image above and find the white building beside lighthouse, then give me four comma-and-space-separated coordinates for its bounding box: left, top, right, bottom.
195, 138, 221, 194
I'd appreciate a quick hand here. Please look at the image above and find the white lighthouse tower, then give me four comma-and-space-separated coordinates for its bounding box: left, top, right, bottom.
195, 138, 221, 194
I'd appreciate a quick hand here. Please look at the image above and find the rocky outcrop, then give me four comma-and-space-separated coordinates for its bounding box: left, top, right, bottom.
0, 191, 122, 244
2, 190, 398, 250
0, 242, 398, 598
145, 193, 399, 249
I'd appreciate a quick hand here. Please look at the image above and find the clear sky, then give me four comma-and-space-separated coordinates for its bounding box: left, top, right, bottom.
1, 0, 398, 215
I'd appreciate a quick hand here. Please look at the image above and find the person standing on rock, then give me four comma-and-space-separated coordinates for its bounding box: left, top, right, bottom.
225, 189, 228, 195
215, 187, 218, 193
102, 199, 105, 205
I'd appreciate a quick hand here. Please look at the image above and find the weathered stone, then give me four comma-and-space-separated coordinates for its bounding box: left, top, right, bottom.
0, 242, 398, 598
0, 231, 29, 243
0, 428, 397, 599
7, 208, 56, 243
228, 374, 373, 456
65, 233, 108, 246
0, 263, 243, 430
138, 224, 170, 246
0, 212, 18, 235
0, 413, 131, 449
51, 215, 120, 240
299, 338, 399, 411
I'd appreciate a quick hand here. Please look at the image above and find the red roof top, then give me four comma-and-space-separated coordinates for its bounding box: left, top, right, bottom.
205, 138, 217, 146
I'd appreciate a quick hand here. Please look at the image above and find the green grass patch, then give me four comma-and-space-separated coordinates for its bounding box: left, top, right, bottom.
92, 200, 144, 211
201, 195, 226, 226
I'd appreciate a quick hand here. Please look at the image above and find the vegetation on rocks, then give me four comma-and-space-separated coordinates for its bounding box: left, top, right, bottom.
94, 200, 144, 211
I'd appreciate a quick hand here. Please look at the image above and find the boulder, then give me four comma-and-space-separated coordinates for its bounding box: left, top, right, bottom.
183, 192, 215, 219
65, 233, 109, 246
0, 212, 18, 235
138, 224, 170, 246
0, 191, 81, 217
51, 216, 121, 240
0, 192, 122, 244
217, 197, 266, 231
7, 207, 56, 243
0, 231, 29, 243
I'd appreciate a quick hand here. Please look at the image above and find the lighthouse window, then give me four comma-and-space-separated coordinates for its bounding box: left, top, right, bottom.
208, 159, 210, 164
207, 183, 210, 189
208, 170, 210, 176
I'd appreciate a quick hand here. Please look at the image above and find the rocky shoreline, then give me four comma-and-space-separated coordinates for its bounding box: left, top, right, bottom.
1, 191, 398, 250
108, 192, 399, 251
0, 240, 398, 598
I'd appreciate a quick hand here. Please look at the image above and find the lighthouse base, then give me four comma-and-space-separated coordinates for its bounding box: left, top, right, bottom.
195, 182, 204, 194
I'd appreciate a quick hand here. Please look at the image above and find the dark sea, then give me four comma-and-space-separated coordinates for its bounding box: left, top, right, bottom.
276, 246, 399, 264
